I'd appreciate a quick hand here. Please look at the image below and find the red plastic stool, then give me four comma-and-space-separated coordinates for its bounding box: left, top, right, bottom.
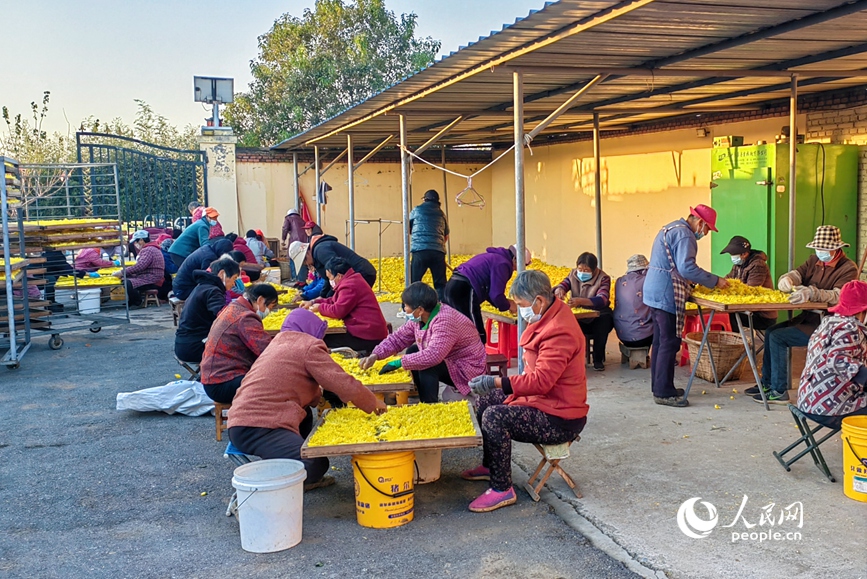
484, 319, 517, 366
679, 313, 733, 366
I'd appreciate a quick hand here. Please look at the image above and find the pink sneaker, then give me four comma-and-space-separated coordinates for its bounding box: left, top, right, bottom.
468, 487, 517, 513
460, 465, 491, 481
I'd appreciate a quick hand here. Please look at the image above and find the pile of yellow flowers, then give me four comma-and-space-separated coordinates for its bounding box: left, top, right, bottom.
330, 354, 412, 384
262, 308, 345, 331
22, 218, 117, 227
691, 279, 789, 305
278, 290, 298, 305
0, 257, 25, 267
307, 401, 476, 446
56, 275, 120, 287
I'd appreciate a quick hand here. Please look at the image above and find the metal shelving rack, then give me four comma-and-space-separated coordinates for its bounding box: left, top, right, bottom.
0, 156, 32, 368
16, 162, 129, 349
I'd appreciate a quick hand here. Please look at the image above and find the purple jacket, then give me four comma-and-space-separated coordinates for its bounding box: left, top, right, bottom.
454, 247, 514, 311
372, 303, 486, 396
613, 269, 653, 343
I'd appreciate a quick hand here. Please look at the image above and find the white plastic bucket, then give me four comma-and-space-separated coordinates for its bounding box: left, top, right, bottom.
413, 449, 442, 484
77, 289, 101, 314
231, 459, 307, 553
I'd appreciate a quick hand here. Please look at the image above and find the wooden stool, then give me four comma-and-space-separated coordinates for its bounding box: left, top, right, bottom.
174, 355, 200, 381
619, 342, 650, 369
143, 289, 160, 308
485, 353, 508, 378
215, 402, 231, 441
169, 296, 184, 327
524, 438, 582, 501
584, 337, 595, 365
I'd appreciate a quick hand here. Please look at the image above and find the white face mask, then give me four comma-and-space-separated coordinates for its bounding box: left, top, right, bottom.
731, 255, 743, 265
329, 278, 337, 289
519, 297, 542, 324
257, 307, 271, 320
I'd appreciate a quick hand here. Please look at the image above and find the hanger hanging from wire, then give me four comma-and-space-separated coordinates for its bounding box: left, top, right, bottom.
455, 177, 485, 209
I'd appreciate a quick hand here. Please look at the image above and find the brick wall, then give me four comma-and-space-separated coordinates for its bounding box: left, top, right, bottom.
806, 104, 867, 270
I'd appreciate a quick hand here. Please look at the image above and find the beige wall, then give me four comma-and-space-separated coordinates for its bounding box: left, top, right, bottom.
236, 160, 493, 259
200, 133, 239, 234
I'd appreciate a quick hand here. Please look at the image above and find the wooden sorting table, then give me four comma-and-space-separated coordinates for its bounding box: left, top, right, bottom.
301, 401, 482, 458
482, 309, 600, 325
685, 298, 827, 410
265, 324, 345, 337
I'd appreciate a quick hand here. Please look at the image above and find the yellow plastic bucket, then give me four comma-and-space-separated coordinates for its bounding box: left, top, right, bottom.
841, 415, 867, 502
352, 451, 415, 528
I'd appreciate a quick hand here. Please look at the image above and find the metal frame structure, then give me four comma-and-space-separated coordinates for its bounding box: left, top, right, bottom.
0, 156, 32, 368
271, 0, 867, 349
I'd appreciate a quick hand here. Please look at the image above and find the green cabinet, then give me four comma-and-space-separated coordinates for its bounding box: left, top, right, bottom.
710, 144, 858, 282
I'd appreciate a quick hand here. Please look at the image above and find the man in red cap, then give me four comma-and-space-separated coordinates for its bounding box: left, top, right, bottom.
643, 204, 728, 407
797, 280, 867, 428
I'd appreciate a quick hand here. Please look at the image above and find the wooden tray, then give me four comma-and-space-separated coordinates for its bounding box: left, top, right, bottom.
482, 309, 599, 324
301, 401, 483, 458
266, 325, 346, 337
15, 220, 120, 232
690, 297, 828, 313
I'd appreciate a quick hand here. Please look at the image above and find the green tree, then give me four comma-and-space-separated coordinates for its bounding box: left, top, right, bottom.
225, 0, 440, 147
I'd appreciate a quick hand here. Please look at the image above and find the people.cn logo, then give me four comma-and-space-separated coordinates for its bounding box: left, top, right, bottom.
677, 497, 719, 539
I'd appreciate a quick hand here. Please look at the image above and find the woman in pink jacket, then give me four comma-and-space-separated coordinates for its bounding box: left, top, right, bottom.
359, 282, 486, 403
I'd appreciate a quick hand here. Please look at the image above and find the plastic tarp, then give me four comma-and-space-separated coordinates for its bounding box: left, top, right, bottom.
116, 380, 214, 416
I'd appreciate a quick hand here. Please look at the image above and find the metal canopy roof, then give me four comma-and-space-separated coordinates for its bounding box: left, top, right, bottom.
273, 0, 867, 151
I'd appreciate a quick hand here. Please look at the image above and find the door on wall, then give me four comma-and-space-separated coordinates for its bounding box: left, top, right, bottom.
710, 166, 772, 277
76, 132, 207, 230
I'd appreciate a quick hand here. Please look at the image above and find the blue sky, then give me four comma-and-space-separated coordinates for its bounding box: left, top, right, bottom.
0, 0, 538, 133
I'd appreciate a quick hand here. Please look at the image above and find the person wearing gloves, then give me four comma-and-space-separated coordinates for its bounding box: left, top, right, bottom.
554, 252, 613, 371
113, 230, 165, 307
167, 207, 219, 268
245, 229, 276, 266
358, 282, 486, 403
613, 254, 653, 349
174, 257, 240, 364
301, 257, 389, 354
644, 204, 728, 407
750, 225, 858, 404
200, 283, 277, 404
719, 235, 777, 331
171, 237, 234, 301
409, 189, 450, 299
443, 245, 531, 344
228, 308, 386, 491
75, 248, 117, 272
461, 270, 588, 513
288, 234, 377, 299
798, 280, 867, 429
282, 208, 308, 248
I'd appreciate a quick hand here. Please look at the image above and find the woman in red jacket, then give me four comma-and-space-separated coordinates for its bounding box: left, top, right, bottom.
462, 270, 589, 513
301, 257, 389, 354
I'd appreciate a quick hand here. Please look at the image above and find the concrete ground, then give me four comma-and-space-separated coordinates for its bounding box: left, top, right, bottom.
1, 303, 864, 578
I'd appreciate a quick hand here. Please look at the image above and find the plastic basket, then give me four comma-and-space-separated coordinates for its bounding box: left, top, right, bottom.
684, 331, 750, 383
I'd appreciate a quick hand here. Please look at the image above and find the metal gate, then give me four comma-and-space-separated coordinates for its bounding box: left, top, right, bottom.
76, 132, 207, 230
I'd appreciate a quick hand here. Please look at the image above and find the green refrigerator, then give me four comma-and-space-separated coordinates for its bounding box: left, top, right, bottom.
710, 144, 859, 282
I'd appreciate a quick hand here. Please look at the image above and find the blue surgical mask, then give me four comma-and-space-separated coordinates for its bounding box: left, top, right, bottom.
576, 271, 592, 283
695, 231, 705, 241
257, 307, 270, 320
401, 308, 422, 324
731, 255, 743, 265
816, 250, 833, 263
208, 219, 218, 226
519, 298, 542, 324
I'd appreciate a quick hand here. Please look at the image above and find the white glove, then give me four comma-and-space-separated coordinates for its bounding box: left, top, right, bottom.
788, 286, 814, 305
777, 271, 801, 293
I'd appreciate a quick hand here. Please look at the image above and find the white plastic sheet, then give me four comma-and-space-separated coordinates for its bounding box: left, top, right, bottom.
116, 380, 214, 416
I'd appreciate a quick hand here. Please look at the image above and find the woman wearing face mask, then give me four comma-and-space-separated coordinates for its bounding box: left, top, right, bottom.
720, 235, 777, 331
199, 283, 277, 404
749, 225, 858, 404
167, 207, 220, 268
358, 282, 486, 403
554, 252, 614, 371
462, 270, 588, 513
301, 257, 388, 354
174, 257, 240, 365
113, 230, 165, 307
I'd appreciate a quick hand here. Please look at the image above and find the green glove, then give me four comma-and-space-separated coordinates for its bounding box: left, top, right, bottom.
379, 360, 402, 375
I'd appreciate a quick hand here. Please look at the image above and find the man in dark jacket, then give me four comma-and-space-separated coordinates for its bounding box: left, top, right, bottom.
410, 189, 450, 299
174, 257, 240, 364
282, 208, 308, 249
720, 235, 777, 331
171, 237, 234, 301
443, 245, 529, 344
288, 234, 376, 299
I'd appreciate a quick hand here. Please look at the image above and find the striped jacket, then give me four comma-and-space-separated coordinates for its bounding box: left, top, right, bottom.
798, 314, 867, 416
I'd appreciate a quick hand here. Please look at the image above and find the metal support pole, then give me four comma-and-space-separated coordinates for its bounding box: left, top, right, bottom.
347, 134, 356, 250
442, 146, 451, 264
514, 71, 526, 371
593, 112, 603, 269
788, 76, 798, 272
314, 146, 322, 225
292, 152, 300, 212
212, 102, 220, 127
400, 114, 411, 287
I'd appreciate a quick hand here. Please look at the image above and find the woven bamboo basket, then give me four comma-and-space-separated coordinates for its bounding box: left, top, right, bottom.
684, 331, 751, 383
276, 259, 293, 282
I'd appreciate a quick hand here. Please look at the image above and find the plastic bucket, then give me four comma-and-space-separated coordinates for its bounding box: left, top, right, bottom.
352, 451, 415, 528
413, 449, 442, 484
77, 289, 101, 314
841, 416, 867, 502
231, 459, 307, 552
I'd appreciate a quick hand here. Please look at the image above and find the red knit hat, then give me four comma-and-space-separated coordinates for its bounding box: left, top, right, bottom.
829, 280, 867, 316
690, 204, 718, 232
